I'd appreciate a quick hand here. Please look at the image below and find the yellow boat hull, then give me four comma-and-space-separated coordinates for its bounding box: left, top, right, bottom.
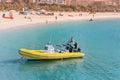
19, 48, 84, 60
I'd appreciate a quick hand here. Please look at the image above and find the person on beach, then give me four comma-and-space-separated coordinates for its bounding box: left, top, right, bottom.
24, 13, 32, 22
24, 12, 28, 19
89, 18, 93, 21
55, 16, 57, 21
46, 20, 48, 24
79, 13, 82, 16
2, 11, 6, 18
28, 16, 32, 22
9, 11, 13, 19
93, 14, 95, 18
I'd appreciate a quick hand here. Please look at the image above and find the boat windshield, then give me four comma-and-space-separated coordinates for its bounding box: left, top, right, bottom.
44, 44, 55, 53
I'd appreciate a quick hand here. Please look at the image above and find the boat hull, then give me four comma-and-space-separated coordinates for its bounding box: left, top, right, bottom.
19, 48, 84, 60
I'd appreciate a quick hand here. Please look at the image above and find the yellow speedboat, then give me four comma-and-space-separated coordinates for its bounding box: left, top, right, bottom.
19, 48, 84, 60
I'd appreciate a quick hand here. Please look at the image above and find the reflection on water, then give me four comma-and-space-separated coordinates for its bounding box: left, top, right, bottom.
19, 58, 84, 80
0, 58, 84, 80
19, 58, 84, 71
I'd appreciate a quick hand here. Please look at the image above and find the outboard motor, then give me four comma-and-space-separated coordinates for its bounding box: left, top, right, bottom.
77, 48, 81, 52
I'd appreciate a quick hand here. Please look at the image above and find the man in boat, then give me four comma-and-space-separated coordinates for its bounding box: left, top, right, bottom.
89, 18, 93, 21
74, 42, 78, 51
73, 42, 81, 52
64, 37, 75, 52
65, 43, 73, 52
64, 37, 81, 52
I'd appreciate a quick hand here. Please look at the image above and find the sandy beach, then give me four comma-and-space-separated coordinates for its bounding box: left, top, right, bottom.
0, 12, 120, 30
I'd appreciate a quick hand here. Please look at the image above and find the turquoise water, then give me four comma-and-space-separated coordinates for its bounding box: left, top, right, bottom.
0, 19, 120, 80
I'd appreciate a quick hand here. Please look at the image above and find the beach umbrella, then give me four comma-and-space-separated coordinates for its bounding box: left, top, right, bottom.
9, 10, 16, 13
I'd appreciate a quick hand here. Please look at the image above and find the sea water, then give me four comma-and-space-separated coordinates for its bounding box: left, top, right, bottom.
0, 19, 120, 80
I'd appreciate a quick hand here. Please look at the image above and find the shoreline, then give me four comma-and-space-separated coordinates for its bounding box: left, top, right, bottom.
0, 12, 120, 31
